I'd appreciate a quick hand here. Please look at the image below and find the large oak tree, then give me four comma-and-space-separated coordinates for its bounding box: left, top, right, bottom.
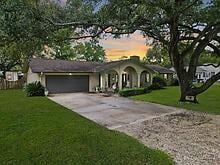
50, 0, 220, 102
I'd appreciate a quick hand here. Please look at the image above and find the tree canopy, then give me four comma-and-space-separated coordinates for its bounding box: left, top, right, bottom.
49, 0, 220, 102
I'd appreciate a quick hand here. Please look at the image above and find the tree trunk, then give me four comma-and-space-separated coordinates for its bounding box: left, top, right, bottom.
179, 84, 198, 103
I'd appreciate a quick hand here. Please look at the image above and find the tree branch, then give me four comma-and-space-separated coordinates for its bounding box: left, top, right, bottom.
192, 72, 220, 95
187, 25, 220, 81
207, 43, 220, 56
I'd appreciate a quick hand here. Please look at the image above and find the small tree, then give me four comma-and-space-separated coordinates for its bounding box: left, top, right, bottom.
72, 40, 106, 62
144, 44, 171, 68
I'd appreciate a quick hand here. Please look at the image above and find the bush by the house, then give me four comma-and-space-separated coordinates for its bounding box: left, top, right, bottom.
119, 88, 150, 97
24, 81, 45, 97
169, 78, 179, 86
148, 75, 167, 90
148, 83, 163, 90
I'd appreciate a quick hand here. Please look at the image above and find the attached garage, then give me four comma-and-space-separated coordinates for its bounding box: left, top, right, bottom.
46, 75, 89, 94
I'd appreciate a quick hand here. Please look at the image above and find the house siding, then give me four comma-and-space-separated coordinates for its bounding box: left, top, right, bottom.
27, 67, 41, 84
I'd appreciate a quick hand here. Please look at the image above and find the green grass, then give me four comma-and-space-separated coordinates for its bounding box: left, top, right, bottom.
131, 84, 220, 115
0, 90, 173, 165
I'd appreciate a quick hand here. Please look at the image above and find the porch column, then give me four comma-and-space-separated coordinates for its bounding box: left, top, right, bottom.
106, 74, 109, 88
137, 72, 141, 88
100, 73, 106, 90
118, 72, 123, 90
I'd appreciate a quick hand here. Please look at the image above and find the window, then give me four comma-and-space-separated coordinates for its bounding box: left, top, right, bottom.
203, 72, 206, 77
145, 73, 150, 82
164, 74, 168, 80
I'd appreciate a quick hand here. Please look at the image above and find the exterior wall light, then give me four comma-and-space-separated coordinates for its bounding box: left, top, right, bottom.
44, 88, 49, 96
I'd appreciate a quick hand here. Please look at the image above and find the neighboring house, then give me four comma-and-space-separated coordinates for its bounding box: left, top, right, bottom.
5, 71, 18, 81
27, 56, 174, 94
195, 64, 220, 82
145, 64, 175, 80
4, 71, 24, 81
170, 64, 220, 83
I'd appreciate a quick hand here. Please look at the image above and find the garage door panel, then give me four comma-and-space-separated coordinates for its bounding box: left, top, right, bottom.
46, 75, 89, 94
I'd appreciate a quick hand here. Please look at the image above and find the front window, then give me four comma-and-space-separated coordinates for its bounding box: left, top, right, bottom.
164, 74, 168, 80
145, 73, 150, 82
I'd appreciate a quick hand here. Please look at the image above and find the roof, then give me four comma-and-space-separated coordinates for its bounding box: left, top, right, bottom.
145, 64, 175, 74
196, 67, 207, 73
29, 58, 101, 73
29, 58, 168, 73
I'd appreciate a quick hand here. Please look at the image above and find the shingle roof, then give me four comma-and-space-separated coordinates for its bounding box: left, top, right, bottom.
145, 64, 175, 74
29, 58, 101, 73
196, 67, 207, 73
95, 59, 158, 73
29, 58, 170, 74
95, 59, 130, 72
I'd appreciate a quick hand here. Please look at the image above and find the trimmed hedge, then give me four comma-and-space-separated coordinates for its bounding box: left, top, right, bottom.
119, 88, 150, 97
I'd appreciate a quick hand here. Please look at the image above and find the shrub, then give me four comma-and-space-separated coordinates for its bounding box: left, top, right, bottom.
24, 81, 45, 97
148, 75, 167, 90
169, 78, 179, 86
152, 75, 167, 86
148, 83, 163, 90
119, 88, 151, 97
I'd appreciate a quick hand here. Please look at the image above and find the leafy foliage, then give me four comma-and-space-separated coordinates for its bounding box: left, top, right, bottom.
119, 88, 150, 97
71, 40, 106, 62
24, 81, 45, 97
198, 51, 220, 65
149, 76, 167, 90
168, 78, 179, 86
144, 44, 171, 68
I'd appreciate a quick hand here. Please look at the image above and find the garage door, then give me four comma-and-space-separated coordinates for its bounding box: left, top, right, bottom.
46, 75, 89, 94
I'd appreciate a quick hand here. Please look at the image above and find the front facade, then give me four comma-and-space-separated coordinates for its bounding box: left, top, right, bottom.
27, 57, 173, 94
195, 64, 220, 82
5, 71, 18, 81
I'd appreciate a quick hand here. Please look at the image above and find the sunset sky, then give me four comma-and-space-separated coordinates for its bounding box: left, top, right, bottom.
100, 31, 151, 61
58, 0, 151, 61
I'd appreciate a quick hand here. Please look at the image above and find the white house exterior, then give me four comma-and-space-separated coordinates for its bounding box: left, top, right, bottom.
170, 64, 220, 83
195, 64, 220, 82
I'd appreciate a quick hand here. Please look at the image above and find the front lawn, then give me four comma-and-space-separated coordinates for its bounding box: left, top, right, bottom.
131, 84, 220, 115
0, 90, 173, 165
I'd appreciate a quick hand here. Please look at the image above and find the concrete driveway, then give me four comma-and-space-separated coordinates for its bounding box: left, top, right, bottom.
49, 93, 183, 129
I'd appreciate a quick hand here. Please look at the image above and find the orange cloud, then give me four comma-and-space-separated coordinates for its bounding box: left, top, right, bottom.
100, 31, 151, 61
105, 45, 150, 60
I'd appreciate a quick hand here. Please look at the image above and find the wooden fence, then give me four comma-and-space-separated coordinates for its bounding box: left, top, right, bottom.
0, 79, 25, 90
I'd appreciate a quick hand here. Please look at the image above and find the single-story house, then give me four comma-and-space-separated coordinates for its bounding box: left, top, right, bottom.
27, 56, 174, 94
